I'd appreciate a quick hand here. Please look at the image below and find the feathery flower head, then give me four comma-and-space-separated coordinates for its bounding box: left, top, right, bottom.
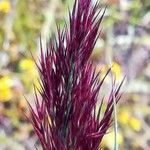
27, 0, 123, 149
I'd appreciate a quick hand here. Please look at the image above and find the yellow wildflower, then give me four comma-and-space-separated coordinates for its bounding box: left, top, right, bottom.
0, 76, 13, 102
112, 62, 122, 81
0, 0, 11, 13
118, 110, 130, 125
19, 59, 35, 72
98, 62, 122, 83
129, 117, 141, 132
19, 59, 40, 89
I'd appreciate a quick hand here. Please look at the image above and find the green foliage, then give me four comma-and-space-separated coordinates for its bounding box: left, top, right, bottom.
13, 0, 44, 51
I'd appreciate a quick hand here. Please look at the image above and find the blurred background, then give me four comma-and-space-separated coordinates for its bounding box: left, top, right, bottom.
0, 0, 150, 149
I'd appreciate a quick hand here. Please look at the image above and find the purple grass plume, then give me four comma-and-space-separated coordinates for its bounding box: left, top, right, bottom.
27, 0, 124, 149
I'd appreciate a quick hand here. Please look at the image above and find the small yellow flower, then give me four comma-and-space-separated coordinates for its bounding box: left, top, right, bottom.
19, 59, 40, 90
112, 62, 122, 81
98, 62, 122, 83
129, 117, 141, 132
0, 0, 11, 13
0, 76, 13, 102
19, 59, 35, 71
118, 110, 130, 125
